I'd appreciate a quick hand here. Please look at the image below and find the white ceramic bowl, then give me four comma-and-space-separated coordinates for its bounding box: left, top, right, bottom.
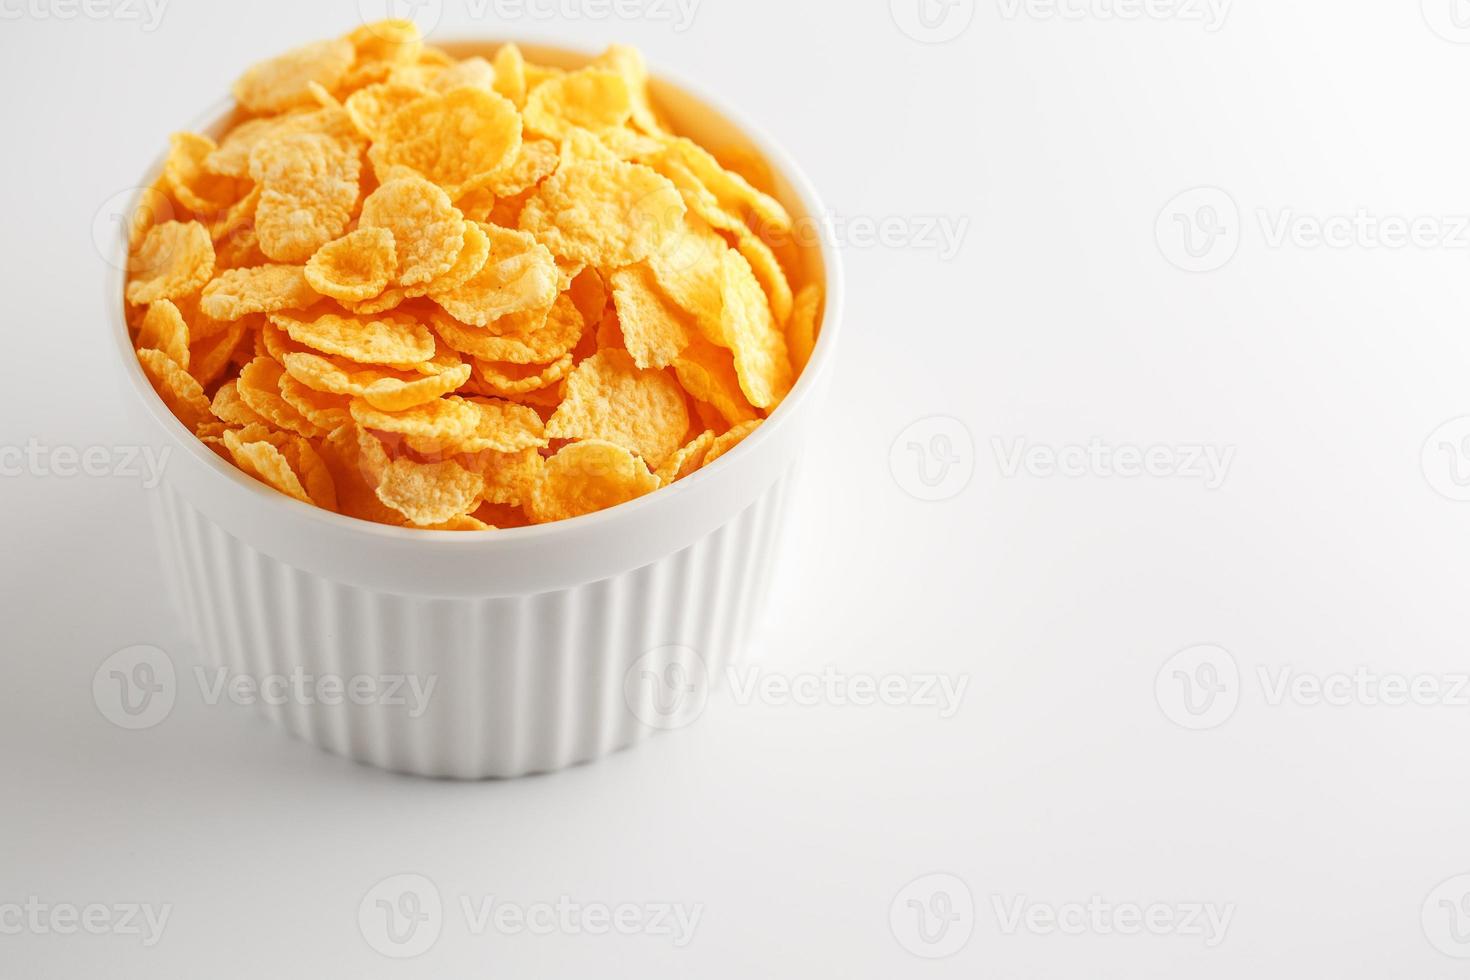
106, 40, 842, 778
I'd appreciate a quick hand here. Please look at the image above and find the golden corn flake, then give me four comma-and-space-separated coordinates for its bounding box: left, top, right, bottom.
717, 249, 794, 410
371, 87, 522, 199
655, 429, 715, 485
430, 223, 558, 326
127, 221, 215, 305
466, 447, 544, 507
279, 372, 352, 430
735, 228, 794, 327
236, 356, 324, 437
273, 309, 435, 366
233, 37, 356, 114
408, 219, 488, 298
492, 43, 528, 107
481, 138, 559, 198
210, 380, 268, 427
703, 419, 760, 467
788, 282, 823, 375
189, 317, 251, 388
609, 262, 696, 370
473, 351, 573, 395
347, 19, 423, 69
529, 440, 659, 524
376, 456, 484, 526
360, 362, 472, 412
431, 56, 495, 94
359, 176, 467, 286
305, 227, 397, 303
165, 132, 247, 215
592, 44, 662, 134
518, 158, 685, 268
673, 338, 759, 426
523, 68, 632, 140
137, 348, 212, 431
200, 264, 319, 320
344, 81, 431, 141
546, 349, 689, 469
249, 133, 362, 262
222, 430, 314, 505
658, 136, 793, 235
349, 394, 482, 443
432, 291, 582, 365
137, 299, 190, 370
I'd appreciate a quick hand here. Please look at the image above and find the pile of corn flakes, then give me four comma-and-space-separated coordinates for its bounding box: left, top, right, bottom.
125, 21, 823, 529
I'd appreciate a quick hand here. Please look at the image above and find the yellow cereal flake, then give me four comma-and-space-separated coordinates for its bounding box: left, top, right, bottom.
305, 227, 397, 303
344, 81, 431, 141
672, 338, 760, 426
591, 44, 662, 134
609, 262, 696, 369
409, 219, 488, 298
716, 249, 794, 410
346, 19, 423, 68
188, 317, 251, 388
371, 87, 522, 199
200, 264, 319, 320
702, 419, 760, 467
492, 43, 528, 107
348, 395, 482, 443
472, 351, 573, 395
528, 440, 659, 523
222, 430, 315, 505
430, 56, 495, 94
655, 429, 715, 485
546, 349, 689, 468
359, 176, 467, 286
273, 309, 435, 366
518, 158, 685, 268
523, 68, 632, 139
279, 373, 352, 430
127, 221, 215, 305
137, 299, 190, 370
479, 138, 559, 197
236, 356, 324, 437
137, 348, 212, 430
210, 380, 268, 427
787, 282, 823, 375
233, 38, 356, 115
360, 362, 472, 412
249, 133, 362, 262
431, 292, 582, 365
430, 223, 558, 326
657, 136, 793, 235
376, 456, 484, 526
164, 132, 248, 215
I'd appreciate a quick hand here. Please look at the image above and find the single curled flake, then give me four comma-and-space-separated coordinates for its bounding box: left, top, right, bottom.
517, 158, 685, 268
358, 176, 467, 287
127, 221, 215, 305
232, 38, 356, 115
305, 227, 397, 303
249, 132, 362, 262
528, 440, 659, 524
546, 349, 690, 469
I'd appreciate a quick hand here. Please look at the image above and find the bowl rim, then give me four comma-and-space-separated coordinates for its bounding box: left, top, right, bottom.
108, 35, 844, 547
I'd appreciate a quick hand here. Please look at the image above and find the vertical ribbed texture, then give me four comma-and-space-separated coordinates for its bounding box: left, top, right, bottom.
155, 477, 794, 779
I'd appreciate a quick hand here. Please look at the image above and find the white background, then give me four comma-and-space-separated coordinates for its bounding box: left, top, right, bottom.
5, 0, 1470, 975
